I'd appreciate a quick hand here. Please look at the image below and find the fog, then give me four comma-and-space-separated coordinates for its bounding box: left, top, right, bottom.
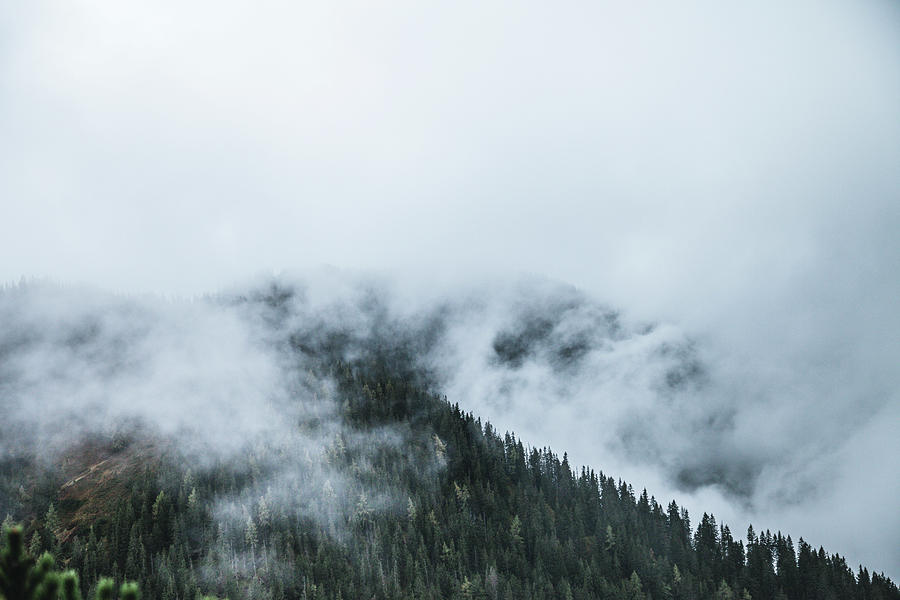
0, 281, 430, 540
2, 0, 899, 580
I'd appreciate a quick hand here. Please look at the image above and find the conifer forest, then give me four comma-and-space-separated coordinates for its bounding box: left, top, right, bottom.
1, 284, 897, 600
2, 3, 898, 595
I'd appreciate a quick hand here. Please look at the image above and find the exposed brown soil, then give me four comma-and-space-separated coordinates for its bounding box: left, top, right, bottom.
54, 438, 159, 543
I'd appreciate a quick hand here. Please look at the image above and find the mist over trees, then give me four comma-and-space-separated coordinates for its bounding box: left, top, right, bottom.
0, 280, 897, 600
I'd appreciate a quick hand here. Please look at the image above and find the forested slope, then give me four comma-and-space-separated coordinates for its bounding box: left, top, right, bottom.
3, 357, 897, 600
1, 284, 897, 600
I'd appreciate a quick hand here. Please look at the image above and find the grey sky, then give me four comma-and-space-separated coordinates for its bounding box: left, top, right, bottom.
2, 0, 899, 579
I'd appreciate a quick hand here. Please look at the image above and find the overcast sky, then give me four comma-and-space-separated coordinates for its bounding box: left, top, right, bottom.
2, 0, 899, 578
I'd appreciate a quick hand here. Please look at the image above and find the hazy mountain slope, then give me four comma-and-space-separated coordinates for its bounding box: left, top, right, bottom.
0, 279, 897, 600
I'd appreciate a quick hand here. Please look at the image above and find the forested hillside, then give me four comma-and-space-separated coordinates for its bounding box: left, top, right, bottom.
2, 360, 897, 600
1, 284, 897, 600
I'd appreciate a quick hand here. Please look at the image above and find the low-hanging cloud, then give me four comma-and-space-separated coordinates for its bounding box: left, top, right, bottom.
0, 281, 433, 542
241, 272, 900, 579
1, 0, 898, 583
1, 271, 898, 578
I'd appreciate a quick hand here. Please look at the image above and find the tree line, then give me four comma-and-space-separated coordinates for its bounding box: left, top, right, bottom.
2, 358, 898, 600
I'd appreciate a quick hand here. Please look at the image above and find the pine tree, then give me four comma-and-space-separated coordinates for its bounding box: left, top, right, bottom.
0, 526, 139, 600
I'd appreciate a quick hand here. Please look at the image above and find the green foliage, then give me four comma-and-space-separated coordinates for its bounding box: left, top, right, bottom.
0, 527, 138, 600
2, 355, 898, 600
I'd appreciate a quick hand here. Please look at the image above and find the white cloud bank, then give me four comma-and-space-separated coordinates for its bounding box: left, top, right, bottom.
1, 0, 898, 579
